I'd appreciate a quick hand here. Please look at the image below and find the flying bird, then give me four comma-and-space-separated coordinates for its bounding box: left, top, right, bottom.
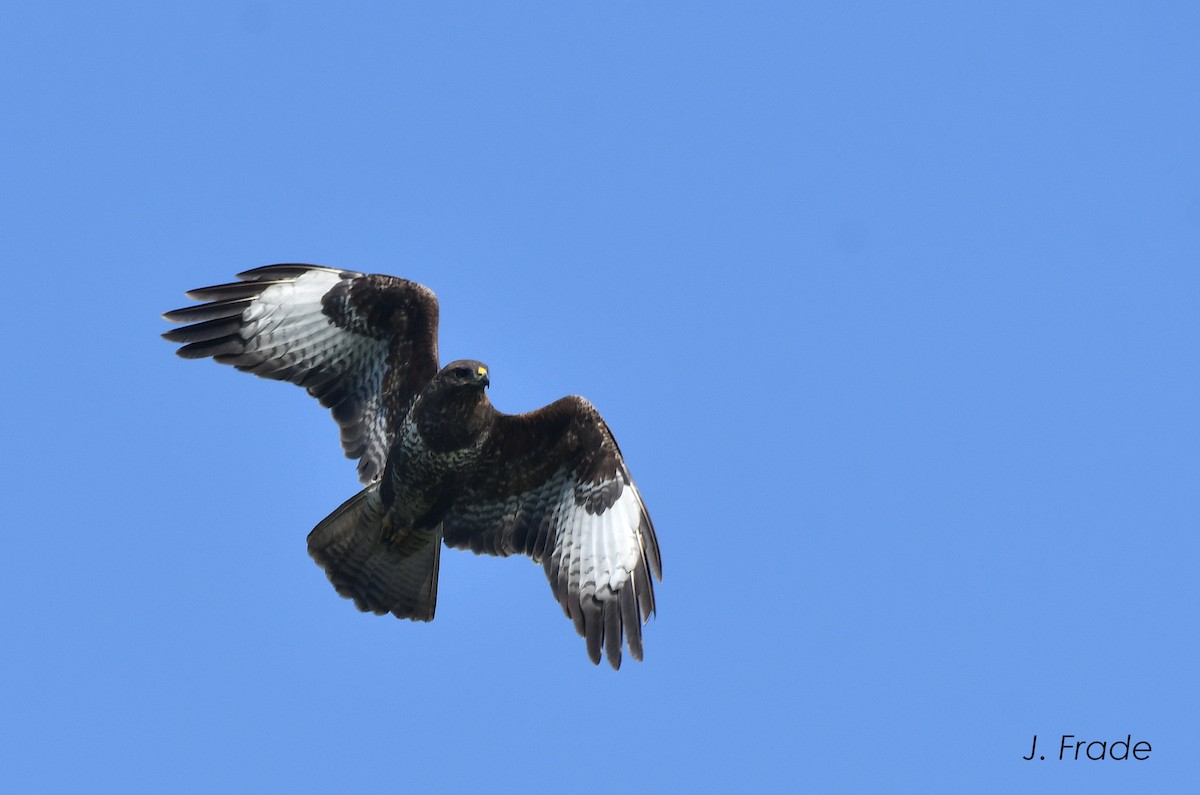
163, 264, 661, 668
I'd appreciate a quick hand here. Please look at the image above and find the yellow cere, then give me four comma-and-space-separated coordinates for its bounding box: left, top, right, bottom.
477, 366, 488, 377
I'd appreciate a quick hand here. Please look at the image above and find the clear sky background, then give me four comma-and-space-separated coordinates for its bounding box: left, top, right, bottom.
2, 2, 1197, 792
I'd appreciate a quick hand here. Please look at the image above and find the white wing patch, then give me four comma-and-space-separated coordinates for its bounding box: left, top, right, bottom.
240, 270, 358, 371
543, 475, 654, 665
444, 461, 658, 668
564, 481, 640, 596
236, 271, 393, 480
163, 265, 413, 484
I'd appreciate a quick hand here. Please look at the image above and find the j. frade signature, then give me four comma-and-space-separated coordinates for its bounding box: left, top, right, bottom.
1022, 734, 1151, 762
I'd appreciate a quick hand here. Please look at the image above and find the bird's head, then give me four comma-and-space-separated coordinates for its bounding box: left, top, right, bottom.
414, 360, 494, 442
438, 359, 490, 391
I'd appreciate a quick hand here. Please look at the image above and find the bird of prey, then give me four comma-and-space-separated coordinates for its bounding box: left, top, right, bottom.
163, 264, 661, 668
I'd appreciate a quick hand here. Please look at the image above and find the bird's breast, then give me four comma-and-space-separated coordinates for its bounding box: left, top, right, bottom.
381, 418, 491, 526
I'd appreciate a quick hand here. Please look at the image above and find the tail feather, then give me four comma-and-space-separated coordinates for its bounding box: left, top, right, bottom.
307, 485, 442, 622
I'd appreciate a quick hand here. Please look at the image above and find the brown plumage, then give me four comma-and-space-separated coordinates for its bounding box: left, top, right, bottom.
163, 264, 661, 668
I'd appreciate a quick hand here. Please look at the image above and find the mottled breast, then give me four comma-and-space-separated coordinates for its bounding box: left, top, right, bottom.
381, 414, 492, 526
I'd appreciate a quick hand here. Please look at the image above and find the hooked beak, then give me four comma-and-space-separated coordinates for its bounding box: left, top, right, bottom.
476, 365, 490, 388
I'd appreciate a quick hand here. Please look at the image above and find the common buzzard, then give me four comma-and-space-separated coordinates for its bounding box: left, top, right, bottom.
163, 264, 661, 668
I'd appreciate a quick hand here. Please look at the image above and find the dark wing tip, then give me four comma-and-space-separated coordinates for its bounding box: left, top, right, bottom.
583, 595, 604, 665
603, 598, 623, 669
236, 263, 353, 281
160, 315, 242, 344
162, 298, 254, 324
641, 510, 663, 583
620, 585, 643, 662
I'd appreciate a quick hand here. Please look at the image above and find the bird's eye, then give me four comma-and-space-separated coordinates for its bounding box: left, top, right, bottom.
454, 367, 471, 378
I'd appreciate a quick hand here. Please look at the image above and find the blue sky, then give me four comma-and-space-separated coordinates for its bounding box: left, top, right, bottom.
3, 2, 1198, 792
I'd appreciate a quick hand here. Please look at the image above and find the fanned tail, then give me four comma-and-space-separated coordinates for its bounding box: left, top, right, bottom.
307, 485, 442, 622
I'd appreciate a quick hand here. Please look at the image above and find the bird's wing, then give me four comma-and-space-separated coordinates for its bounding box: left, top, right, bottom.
163, 264, 440, 484
442, 396, 661, 669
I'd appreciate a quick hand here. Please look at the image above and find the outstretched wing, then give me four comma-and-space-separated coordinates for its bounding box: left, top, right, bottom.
163, 264, 440, 483
441, 396, 662, 669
